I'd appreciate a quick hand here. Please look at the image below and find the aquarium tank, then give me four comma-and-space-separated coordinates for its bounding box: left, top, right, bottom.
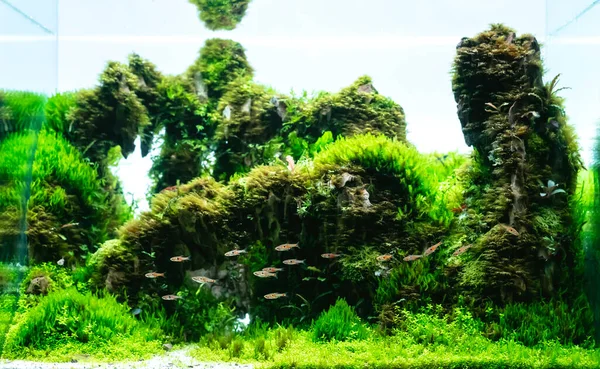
0, 0, 599, 368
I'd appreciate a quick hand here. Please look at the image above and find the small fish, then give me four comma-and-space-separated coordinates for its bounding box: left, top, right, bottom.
452, 244, 472, 257
424, 242, 441, 257
57, 258, 65, 266
262, 267, 284, 273
275, 243, 299, 251
285, 155, 295, 172
223, 105, 232, 120
145, 272, 165, 279
403, 254, 423, 262
161, 295, 182, 301
191, 276, 216, 284
60, 222, 79, 229
282, 259, 305, 265
224, 249, 247, 257
377, 254, 393, 262
264, 292, 287, 300
253, 271, 277, 278
241, 98, 252, 113
499, 223, 520, 236
130, 308, 142, 316
170, 256, 190, 262
451, 204, 467, 214
161, 185, 178, 192
321, 253, 343, 259
306, 266, 322, 273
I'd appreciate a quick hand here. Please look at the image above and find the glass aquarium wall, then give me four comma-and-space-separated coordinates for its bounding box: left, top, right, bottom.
0, 0, 58, 356
0, 1, 599, 366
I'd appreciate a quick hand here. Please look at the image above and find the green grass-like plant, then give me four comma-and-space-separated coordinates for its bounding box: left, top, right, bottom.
2, 287, 163, 360
311, 298, 368, 342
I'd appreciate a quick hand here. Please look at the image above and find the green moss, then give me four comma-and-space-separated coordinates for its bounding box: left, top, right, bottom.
189, 0, 250, 30
186, 39, 254, 104
127, 53, 165, 157
290, 76, 407, 143
17, 263, 74, 309
66, 61, 149, 165
0, 130, 118, 264
147, 75, 215, 193
212, 78, 284, 180
450, 24, 583, 304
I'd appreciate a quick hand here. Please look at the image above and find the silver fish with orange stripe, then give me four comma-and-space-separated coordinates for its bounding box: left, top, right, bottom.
264, 292, 287, 300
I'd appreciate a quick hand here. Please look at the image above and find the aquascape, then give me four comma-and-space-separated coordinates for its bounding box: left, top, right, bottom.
0, 18, 600, 369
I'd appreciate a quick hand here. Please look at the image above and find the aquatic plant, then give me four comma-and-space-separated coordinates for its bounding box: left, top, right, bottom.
147, 75, 215, 193
191, 326, 600, 368
451, 24, 583, 303
44, 92, 78, 134
0, 130, 125, 264
189, 0, 250, 30
311, 298, 369, 342
0, 91, 46, 140
2, 287, 163, 360
581, 116, 600, 344
18, 262, 75, 310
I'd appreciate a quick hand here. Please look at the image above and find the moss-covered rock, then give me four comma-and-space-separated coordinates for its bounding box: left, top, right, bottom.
65, 61, 149, 166
189, 0, 250, 31
290, 76, 407, 143
127, 53, 165, 158
101, 134, 461, 325
211, 76, 408, 181
211, 78, 285, 181
451, 24, 583, 303
147, 75, 215, 193
186, 39, 254, 105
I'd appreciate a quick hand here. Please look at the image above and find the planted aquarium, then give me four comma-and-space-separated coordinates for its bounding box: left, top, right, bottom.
0, 0, 600, 368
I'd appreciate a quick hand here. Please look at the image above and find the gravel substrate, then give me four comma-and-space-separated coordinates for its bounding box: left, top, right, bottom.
0, 348, 254, 369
